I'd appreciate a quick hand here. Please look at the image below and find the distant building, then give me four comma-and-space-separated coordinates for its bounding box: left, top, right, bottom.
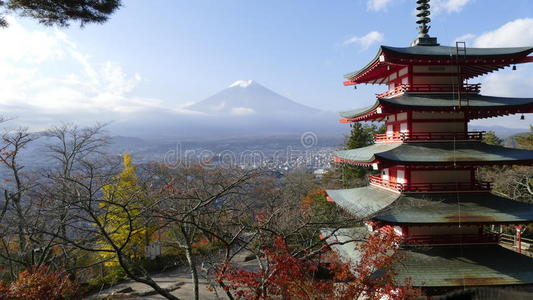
313, 168, 327, 179
323, 0, 533, 297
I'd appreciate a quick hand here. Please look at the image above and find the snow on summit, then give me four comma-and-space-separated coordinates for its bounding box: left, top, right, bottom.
186, 80, 320, 115
229, 80, 254, 88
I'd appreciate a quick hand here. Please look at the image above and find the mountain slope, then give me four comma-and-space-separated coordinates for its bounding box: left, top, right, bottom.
110, 80, 343, 139
186, 80, 319, 116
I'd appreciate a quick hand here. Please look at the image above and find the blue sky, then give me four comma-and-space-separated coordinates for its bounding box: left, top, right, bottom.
2, 0, 533, 129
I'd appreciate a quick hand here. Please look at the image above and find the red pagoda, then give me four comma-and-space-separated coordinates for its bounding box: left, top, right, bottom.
324, 0, 533, 296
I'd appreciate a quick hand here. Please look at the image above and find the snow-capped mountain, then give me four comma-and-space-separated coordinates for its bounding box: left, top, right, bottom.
110, 80, 343, 139
186, 80, 319, 116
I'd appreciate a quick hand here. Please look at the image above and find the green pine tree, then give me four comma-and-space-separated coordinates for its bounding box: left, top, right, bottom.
341, 123, 385, 184
482, 131, 503, 145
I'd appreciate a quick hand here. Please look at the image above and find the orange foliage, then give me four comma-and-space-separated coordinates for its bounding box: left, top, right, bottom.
300, 188, 327, 210
192, 237, 210, 248
0, 266, 80, 300
216, 231, 419, 300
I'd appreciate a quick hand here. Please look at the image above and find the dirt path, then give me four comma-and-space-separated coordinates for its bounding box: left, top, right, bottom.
88, 252, 256, 299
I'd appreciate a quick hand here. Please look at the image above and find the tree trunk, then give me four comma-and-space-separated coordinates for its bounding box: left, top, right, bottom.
181, 227, 199, 300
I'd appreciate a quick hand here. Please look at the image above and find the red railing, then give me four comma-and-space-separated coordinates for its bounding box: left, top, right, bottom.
405, 233, 499, 245
369, 175, 403, 191
373, 131, 485, 143
403, 181, 492, 192
376, 83, 481, 98
369, 176, 492, 192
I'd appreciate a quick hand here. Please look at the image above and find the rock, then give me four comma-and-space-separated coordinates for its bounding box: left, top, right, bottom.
116, 287, 134, 293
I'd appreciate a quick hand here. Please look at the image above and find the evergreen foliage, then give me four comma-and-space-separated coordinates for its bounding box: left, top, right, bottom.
345, 123, 384, 149
482, 131, 503, 146
0, 0, 121, 27
342, 123, 385, 184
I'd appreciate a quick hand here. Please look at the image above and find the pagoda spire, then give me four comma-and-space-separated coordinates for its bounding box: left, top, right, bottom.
416, 0, 431, 38
411, 0, 439, 46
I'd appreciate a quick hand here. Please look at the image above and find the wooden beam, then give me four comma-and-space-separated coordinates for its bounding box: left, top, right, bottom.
518, 56, 533, 63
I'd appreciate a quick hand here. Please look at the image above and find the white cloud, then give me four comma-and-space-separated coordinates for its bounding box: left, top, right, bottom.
471, 18, 533, 100
454, 18, 533, 48
0, 17, 64, 63
343, 31, 384, 50
481, 67, 533, 98
0, 17, 197, 129
473, 65, 533, 129
473, 18, 533, 48
230, 107, 255, 116
453, 33, 475, 45
467, 18, 533, 130
367, 0, 393, 12
432, 0, 472, 14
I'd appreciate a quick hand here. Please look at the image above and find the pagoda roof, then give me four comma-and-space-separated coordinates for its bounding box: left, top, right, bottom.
327, 185, 398, 219
398, 245, 533, 287
344, 45, 533, 85
327, 186, 533, 224
334, 142, 533, 166
340, 93, 533, 122
380, 45, 533, 59
324, 228, 533, 288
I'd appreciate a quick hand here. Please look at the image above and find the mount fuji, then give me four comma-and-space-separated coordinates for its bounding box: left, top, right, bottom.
186, 80, 320, 116
111, 80, 343, 139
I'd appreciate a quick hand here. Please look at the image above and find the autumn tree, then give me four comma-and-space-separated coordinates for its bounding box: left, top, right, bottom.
215, 230, 417, 300
153, 165, 258, 300
98, 153, 154, 265
479, 128, 532, 203
301, 188, 337, 224
0, 128, 46, 276
515, 126, 533, 150
205, 169, 365, 300
40, 123, 110, 271
0, 124, 104, 280
30, 124, 181, 300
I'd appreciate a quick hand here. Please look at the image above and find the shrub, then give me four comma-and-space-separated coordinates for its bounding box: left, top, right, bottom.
0, 266, 80, 300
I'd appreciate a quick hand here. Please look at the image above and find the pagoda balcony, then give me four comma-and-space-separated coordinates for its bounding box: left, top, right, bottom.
377, 83, 481, 98
373, 131, 485, 143
404, 233, 499, 245
368, 175, 492, 193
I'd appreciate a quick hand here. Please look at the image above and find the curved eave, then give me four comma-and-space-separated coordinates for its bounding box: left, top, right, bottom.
334, 143, 400, 165
343, 45, 533, 85
396, 245, 533, 287
326, 186, 400, 219
382, 45, 533, 58
339, 94, 533, 123
323, 229, 533, 288
334, 142, 533, 166
380, 93, 533, 111
339, 102, 384, 123
327, 186, 533, 225
333, 157, 376, 167
343, 48, 385, 85
376, 192, 533, 225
